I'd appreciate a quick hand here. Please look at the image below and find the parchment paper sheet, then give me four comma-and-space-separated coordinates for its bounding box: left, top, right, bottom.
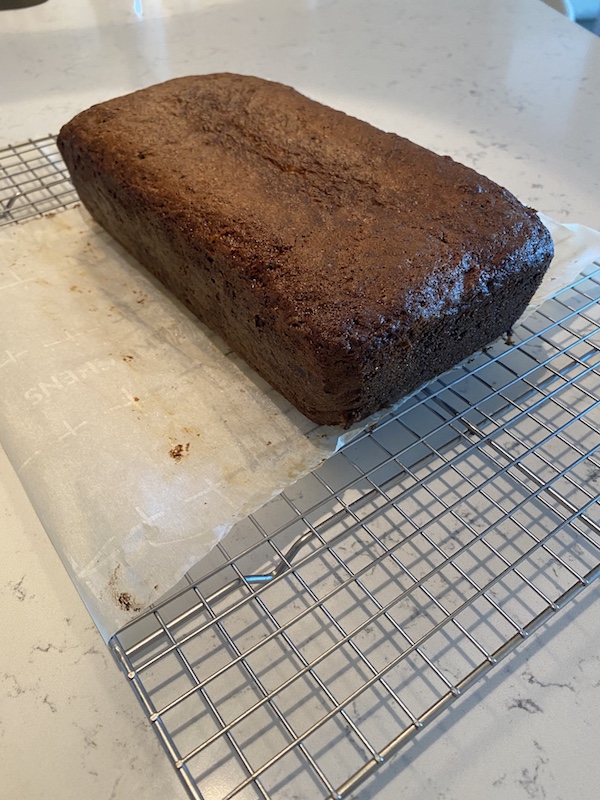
1, 207, 599, 639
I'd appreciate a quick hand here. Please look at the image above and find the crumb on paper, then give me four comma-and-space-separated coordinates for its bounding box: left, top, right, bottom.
169, 442, 190, 461
122, 354, 134, 362
117, 592, 142, 613
109, 565, 142, 613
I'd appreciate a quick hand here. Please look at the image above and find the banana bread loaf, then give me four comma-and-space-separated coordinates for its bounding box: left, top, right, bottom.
57, 74, 553, 427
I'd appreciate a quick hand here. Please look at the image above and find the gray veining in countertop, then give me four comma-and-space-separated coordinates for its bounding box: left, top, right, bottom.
0, 443, 186, 800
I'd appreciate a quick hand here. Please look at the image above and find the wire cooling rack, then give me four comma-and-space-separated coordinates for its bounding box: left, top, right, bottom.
109, 278, 600, 799
3, 136, 599, 800
0, 136, 78, 225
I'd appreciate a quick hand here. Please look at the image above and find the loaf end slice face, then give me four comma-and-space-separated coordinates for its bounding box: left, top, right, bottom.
57, 74, 554, 427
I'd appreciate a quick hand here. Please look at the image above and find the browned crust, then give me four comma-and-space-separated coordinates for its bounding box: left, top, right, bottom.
58, 74, 553, 426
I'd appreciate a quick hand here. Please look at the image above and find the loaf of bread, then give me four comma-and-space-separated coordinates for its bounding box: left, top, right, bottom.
57, 74, 553, 427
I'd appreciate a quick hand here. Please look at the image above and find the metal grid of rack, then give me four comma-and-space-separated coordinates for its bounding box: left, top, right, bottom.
3, 136, 599, 800
111, 268, 600, 799
0, 136, 78, 226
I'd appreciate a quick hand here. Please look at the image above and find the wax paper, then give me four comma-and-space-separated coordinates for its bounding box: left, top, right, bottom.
0, 207, 598, 639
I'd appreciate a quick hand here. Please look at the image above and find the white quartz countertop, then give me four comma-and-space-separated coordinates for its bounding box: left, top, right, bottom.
1, 1, 599, 799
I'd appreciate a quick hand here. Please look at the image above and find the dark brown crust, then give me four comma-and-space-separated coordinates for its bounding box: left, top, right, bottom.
57, 74, 554, 427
